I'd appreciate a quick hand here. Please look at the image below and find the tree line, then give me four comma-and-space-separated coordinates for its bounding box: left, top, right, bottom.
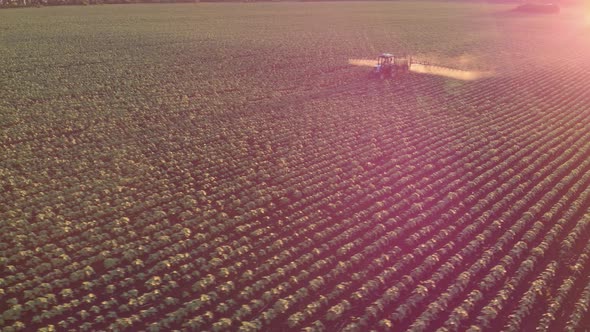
1, 0, 395, 8
0, 0, 275, 8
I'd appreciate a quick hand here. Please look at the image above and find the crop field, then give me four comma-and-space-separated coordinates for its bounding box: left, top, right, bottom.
2, 2, 590, 331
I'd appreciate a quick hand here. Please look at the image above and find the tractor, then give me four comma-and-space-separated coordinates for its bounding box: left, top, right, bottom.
370, 53, 412, 79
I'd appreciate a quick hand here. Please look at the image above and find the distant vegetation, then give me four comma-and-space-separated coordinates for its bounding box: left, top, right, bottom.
2, 0, 578, 9
0, 0, 195, 7
0, 0, 403, 8
3, 0, 400, 8
2, 2, 590, 332
0, 0, 583, 8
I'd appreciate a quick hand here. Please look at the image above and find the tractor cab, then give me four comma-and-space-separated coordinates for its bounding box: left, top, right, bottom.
377, 53, 394, 67
371, 53, 412, 79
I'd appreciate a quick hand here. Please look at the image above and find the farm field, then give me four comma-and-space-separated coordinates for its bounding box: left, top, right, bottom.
2, 2, 590, 331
